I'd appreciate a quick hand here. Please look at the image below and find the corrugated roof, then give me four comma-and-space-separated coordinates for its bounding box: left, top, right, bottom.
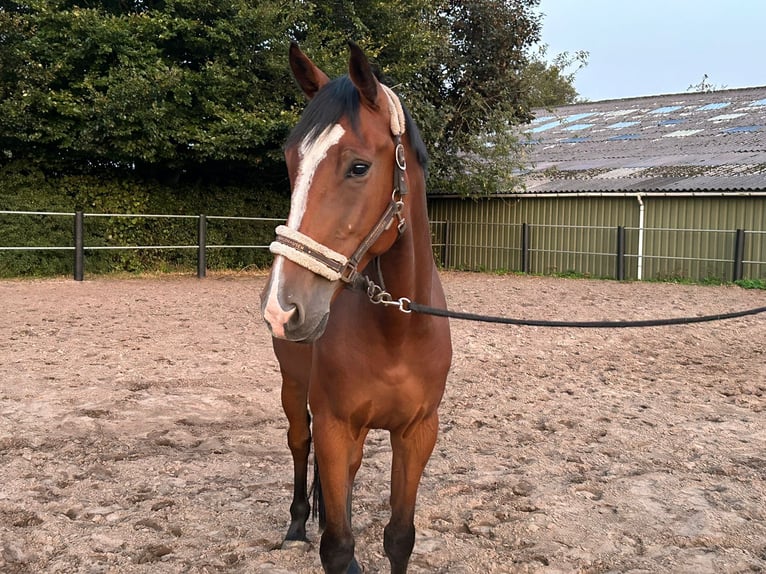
511, 86, 766, 196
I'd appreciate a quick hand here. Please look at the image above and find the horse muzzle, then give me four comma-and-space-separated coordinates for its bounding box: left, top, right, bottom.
260, 261, 335, 342
261, 177, 406, 343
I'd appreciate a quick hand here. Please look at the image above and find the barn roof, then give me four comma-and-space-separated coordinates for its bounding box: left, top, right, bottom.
506, 86, 766, 197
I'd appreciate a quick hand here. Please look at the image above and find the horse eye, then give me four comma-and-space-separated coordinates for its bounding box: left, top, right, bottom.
348, 162, 370, 178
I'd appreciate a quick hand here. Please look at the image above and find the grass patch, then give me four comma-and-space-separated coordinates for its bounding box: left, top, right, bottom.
735, 278, 766, 290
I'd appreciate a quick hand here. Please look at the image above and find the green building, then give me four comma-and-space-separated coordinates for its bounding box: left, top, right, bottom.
428, 86, 766, 281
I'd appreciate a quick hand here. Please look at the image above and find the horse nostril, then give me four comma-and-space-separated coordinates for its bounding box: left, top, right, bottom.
263, 287, 299, 339
285, 302, 302, 328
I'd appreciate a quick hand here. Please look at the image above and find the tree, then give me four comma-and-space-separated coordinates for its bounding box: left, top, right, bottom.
288, 0, 442, 82
522, 44, 588, 108
407, 0, 545, 195
0, 0, 577, 197
687, 74, 726, 93
0, 0, 302, 183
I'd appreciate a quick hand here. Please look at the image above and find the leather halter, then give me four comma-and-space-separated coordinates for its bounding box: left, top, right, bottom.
270, 85, 408, 288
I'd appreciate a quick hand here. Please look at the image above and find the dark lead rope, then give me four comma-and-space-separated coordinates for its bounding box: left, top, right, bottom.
406, 301, 766, 328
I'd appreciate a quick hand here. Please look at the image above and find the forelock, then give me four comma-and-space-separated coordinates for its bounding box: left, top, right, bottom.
285, 76, 429, 170
286, 76, 361, 150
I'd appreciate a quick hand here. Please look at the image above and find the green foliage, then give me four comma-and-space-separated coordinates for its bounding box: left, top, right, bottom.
0, 0, 300, 177
0, 0, 586, 278
408, 0, 545, 196
687, 74, 727, 94
291, 0, 442, 82
735, 278, 766, 290
522, 44, 589, 107
0, 161, 288, 277
1, 0, 570, 197
699, 276, 728, 286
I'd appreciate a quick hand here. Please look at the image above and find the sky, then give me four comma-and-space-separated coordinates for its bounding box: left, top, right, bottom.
536, 0, 766, 102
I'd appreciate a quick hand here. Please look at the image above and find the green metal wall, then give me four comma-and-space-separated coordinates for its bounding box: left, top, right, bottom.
638, 196, 766, 281
428, 195, 766, 281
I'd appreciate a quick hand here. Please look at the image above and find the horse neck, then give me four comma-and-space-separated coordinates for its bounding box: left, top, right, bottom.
378, 167, 436, 304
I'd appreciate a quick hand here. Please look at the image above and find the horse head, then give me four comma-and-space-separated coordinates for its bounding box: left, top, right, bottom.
261, 42, 412, 342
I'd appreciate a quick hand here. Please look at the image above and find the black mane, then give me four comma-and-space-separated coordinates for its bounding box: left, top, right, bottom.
286, 75, 429, 171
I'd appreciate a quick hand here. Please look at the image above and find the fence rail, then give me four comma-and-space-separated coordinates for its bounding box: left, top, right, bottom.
431, 220, 765, 282
0, 210, 282, 280
2, 210, 765, 282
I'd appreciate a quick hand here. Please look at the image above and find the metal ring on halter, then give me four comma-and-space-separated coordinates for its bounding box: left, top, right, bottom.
395, 143, 406, 171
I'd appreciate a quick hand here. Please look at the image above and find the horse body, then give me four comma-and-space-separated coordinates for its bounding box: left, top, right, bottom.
261, 42, 451, 574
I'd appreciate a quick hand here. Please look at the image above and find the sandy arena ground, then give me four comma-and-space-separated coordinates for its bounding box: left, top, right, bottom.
1, 272, 765, 573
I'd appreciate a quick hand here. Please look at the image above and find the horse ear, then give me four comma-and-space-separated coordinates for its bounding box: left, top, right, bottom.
347, 41, 378, 108
289, 42, 330, 100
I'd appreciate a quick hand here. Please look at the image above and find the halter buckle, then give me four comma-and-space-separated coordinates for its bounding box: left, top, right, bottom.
339, 261, 358, 284
392, 197, 406, 234
397, 214, 407, 234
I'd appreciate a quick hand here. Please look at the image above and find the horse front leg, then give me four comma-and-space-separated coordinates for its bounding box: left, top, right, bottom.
279, 373, 312, 546
313, 418, 366, 574
385, 413, 439, 574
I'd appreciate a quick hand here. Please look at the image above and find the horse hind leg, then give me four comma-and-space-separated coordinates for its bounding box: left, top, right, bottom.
311, 457, 325, 528
385, 414, 439, 574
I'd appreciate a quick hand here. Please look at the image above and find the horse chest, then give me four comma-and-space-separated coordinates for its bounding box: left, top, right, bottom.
309, 356, 437, 429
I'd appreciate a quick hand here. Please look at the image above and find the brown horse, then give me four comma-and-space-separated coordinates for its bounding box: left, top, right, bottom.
260, 42, 452, 574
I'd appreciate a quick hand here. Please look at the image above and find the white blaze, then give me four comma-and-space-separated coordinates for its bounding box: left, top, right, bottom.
287, 124, 346, 229
264, 257, 296, 338
263, 123, 345, 336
